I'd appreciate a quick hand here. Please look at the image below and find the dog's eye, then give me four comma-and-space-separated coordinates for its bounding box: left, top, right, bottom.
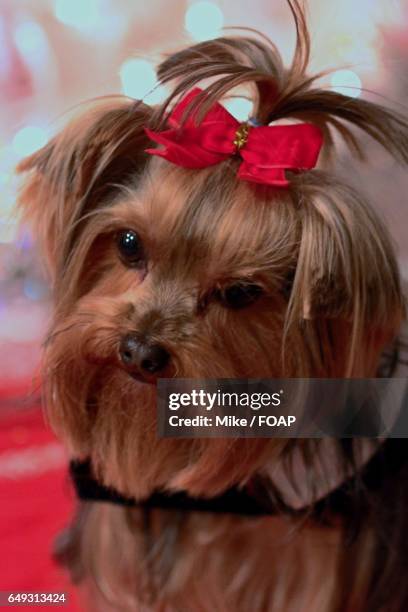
116, 230, 144, 266
221, 283, 264, 309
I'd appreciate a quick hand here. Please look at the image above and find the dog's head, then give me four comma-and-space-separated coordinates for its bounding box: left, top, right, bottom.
17, 2, 407, 498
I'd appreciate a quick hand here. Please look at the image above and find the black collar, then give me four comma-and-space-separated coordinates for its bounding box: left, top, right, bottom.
69, 459, 278, 517
70, 438, 408, 518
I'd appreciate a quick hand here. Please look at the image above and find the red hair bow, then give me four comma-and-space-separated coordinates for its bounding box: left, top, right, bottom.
145, 88, 323, 187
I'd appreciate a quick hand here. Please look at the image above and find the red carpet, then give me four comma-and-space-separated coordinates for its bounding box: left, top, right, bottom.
0, 399, 82, 611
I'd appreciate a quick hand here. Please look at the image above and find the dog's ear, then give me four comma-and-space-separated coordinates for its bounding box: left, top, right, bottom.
285, 172, 405, 376
17, 98, 152, 279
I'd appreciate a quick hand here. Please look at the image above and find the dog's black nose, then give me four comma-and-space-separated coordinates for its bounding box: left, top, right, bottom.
119, 335, 170, 375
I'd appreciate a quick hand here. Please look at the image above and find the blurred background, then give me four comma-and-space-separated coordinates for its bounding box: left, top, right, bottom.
0, 0, 407, 605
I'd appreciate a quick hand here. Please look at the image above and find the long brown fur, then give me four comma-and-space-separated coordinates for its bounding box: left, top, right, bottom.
17, 1, 408, 610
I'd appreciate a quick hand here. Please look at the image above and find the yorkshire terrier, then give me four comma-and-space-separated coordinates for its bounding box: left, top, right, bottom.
17, 1, 408, 610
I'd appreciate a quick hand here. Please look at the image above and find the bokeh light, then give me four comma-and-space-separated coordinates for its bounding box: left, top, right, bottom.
12, 126, 48, 158
54, 0, 126, 40
55, 0, 99, 29
120, 58, 156, 98
14, 21, 49, 59
330, 69, 362, 98
143, 85, 168, 105
184, 1, 224, 41
119, 58, 167, 103
54, 0, 100, 30
224, 98, 254, 122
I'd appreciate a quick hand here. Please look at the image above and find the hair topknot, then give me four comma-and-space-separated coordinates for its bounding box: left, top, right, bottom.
152, 0, 408, 166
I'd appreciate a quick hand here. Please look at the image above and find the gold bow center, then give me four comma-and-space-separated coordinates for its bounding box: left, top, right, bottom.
233, 123, 250, 150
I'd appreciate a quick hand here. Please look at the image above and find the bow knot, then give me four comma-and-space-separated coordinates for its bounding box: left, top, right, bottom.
145, 88, 323, 187
233, 122, 250, 150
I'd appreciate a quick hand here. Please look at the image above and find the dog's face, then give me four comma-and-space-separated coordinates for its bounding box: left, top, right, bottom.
17, 95, 403, 499
62, 160, 296, 384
